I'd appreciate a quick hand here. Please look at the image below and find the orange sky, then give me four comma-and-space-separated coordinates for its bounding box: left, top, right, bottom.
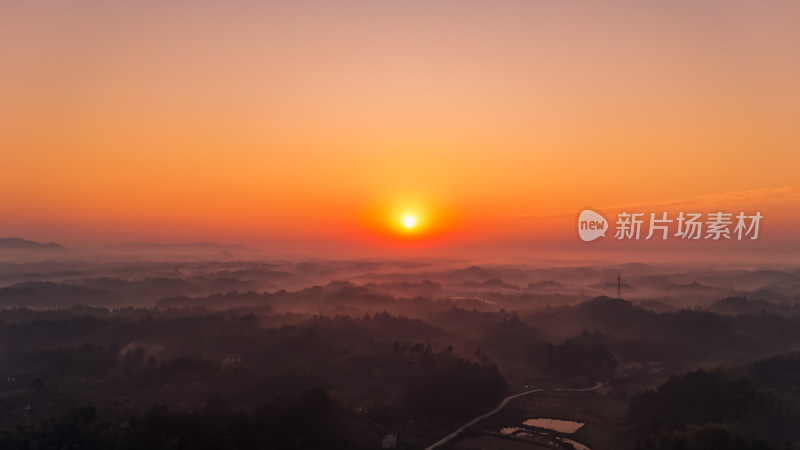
1, 1, 799, 259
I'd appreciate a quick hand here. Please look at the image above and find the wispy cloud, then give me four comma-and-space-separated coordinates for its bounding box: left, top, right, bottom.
510, 187, 797, 222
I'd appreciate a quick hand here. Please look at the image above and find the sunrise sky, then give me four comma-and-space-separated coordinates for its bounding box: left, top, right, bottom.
1, 1, 799, 259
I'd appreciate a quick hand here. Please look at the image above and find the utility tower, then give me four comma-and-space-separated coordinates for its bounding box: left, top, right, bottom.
617, 272, 621, 298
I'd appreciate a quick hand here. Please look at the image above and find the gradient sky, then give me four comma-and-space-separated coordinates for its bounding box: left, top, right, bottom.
1, 1, 799, 259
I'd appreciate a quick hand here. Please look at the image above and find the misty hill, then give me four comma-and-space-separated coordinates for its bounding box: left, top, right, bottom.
526, 279, 566, 290
447, 265, 495, 281
526, 296, 652, 335
0, 281, 119, 307
156, 281, 412, 314
99, 242, 255, 256
634, 299, 679, 313
528, 296, 727, 343
710, 296, 800, 316
526, 296, 800, 366
157, 291, 272, 309
0, 237, 65, 251
362, 279, 444, 297
0, 277, 207, 307
458, 278, 521, 290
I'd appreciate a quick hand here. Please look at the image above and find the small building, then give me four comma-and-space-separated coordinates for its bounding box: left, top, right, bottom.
646, 361, 663, 374
368, 423, 398, 449
613, 361, 644, 379
221, 356, 242, 365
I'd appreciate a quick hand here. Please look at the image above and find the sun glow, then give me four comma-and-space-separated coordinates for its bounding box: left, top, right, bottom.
360, 193, 458, 244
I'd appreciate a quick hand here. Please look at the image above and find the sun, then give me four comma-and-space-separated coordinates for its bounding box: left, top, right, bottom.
403, 216, 416, 228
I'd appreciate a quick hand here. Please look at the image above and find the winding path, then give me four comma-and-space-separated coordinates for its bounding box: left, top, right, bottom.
424, 382, 603, 450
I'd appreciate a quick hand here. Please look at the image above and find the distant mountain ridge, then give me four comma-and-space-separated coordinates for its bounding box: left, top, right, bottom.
112, 241, 251, 250
0, 237, 66, 251
0, 238, 259, 257
105, 242, 254, 253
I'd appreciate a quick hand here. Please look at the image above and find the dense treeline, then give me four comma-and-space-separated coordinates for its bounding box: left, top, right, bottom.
4, 295, 800, 449
403, 359, 507, 420
527, 330, 618, 380
526, 297, 800, 366
628, 353, 800, 449
0, 307, 512, 448
0, 388, 368, 450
